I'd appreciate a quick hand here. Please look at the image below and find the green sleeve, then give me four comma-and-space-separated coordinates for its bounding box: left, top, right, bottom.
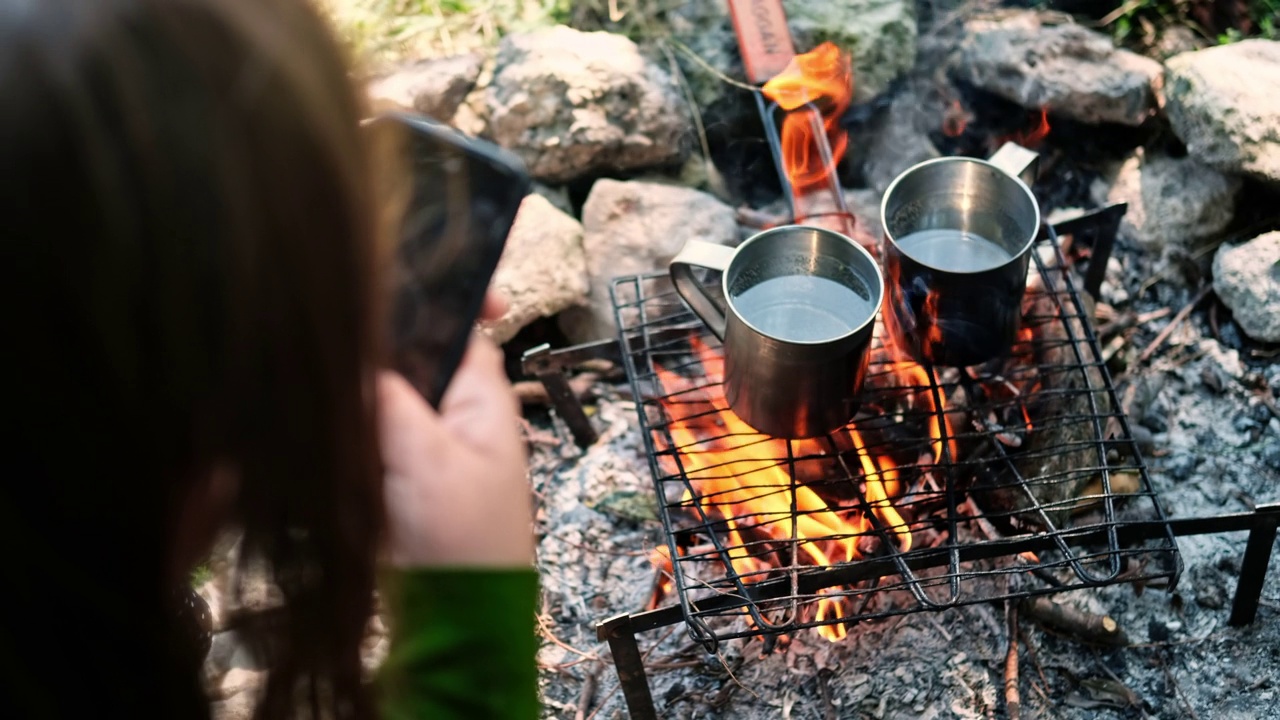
376, 567, 540, 720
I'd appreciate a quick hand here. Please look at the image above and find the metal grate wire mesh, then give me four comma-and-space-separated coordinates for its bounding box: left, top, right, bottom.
610, 225, 1180, 648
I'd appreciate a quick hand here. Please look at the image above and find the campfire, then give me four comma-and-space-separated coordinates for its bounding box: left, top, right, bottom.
479, 4, 1280, 718
629, 43, 1174, 648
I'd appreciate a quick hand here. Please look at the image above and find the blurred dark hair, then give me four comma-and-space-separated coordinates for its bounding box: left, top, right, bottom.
0, 0, 387, 717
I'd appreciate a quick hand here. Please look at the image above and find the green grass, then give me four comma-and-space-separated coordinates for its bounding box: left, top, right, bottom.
1105, 0, 1279, 52
317, 0, 572, 71
190, 563, 214, 589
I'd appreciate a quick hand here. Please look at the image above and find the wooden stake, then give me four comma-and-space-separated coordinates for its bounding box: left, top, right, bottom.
1005, 602, 1021, 720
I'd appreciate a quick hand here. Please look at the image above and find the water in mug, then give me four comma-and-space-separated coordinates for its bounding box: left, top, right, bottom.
732, 273, 873, 343
895, 228, 1013, 272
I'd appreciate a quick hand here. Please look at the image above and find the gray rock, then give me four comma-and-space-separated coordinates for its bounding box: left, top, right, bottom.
559, 179, 737, 342
664, 0, 915, 133
211, 685, 257, 720
954, 12, 1162, 126
858, 92, 940, 195
366, 53, 485, 124
204, 630, 257, 683
531, 182, 574, 217
1090, 150, 1240, 250
1151, 24, 1205, 62
782, 0, 917, 104
485, 26, 691, 183
1213, 231, 1280, 343
1164, 40, 1280, 184
663, 0, 747, 114
482, 194, 588, 344
216, 668, 265, 701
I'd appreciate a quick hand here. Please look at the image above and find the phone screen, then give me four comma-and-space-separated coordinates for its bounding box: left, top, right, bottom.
375, 113, 531, 407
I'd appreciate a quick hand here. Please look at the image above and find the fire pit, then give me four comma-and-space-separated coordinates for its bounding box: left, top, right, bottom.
515, 5, 1279, 717
605, 6, 1180, 661
510, 202, 1280, 718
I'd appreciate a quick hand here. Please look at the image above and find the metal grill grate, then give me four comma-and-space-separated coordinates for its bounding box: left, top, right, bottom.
610, 225, 1180, 648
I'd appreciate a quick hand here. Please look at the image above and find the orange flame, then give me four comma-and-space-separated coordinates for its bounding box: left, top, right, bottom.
655, 336, 948, 642
942, 99, 970, 138
761, 42, 853, 197
875, 311, 960, 466
647, 546, 676, 610
1001, 108, 1051, 149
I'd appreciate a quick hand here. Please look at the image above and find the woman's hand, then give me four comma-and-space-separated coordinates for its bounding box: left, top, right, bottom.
378, 292, 533, 568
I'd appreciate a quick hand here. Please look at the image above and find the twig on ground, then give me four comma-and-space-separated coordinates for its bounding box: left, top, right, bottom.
1249, 378, 1280, 421
1019, 629, 1052, 704
1157, 653, 1203, 720
1093, 651, 1153, 718
713, 647, 761, 703
926, 612, 954, 642
519, 417, 562, 447
1005, 602, 1021, 720
1021, 596, 1128, 646
818, 668, 838, 720
1137, 241, 1220, 296
514, 372, 600, 406
1095, 306, 1172, 337
574, 664, 600, 720
647, 659, 703, 671
1136, 286, 1212, 365
535, 613, 602, 663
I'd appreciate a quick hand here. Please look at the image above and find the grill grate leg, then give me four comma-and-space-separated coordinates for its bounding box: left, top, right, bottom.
521, 340, 623, 448
1229, 503, 1280, 626
597, 614, 657, 719
536, 369, 598, 447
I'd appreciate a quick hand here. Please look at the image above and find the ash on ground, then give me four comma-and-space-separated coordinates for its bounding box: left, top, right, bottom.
530, 232, 1280, 720
531, 328, 1279, 720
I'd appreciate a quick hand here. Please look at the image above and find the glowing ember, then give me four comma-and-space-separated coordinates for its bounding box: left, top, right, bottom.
648, 546, 677, 610
1001, 108, 1051, 149
942, 99, 971, 138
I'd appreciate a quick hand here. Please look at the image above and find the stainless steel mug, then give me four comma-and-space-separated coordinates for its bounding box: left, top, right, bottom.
669, 225, 884, 439
881, 142, 1041, 367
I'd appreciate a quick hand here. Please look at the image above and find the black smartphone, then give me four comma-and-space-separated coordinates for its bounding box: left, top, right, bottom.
367, 111, 531, 408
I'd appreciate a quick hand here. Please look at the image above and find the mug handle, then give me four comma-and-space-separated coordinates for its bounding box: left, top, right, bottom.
988, 141, 1040, 186
669, 241, 736, 341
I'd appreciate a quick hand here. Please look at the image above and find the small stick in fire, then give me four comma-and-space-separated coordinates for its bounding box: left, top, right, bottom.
1020, 595, 1128, 647
1004, 601, 1021, 720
